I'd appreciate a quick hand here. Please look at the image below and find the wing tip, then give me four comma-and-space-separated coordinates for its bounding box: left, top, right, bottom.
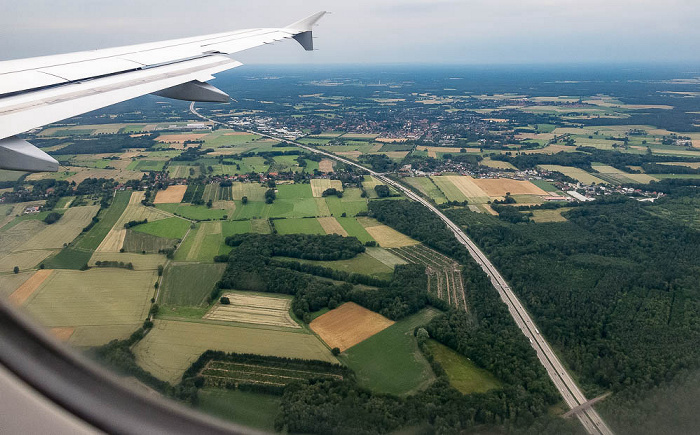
285, 11, 328, 33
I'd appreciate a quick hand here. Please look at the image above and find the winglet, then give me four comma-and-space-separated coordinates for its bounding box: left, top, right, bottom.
286, 11, 327, 51
285, 11, 328, 32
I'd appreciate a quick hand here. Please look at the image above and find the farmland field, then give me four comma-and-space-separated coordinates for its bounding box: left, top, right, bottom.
122, 230, 178, 254
8, 269, 53, 306
23, 268, 154, 346
311, 302, 394, 351
231, 183, 267, 202
336, 217, 375, 243
433, 175, 491, 203
174, 221, 224, 262
73, 191, 132, 251
424, 340, 502, 394
404, 177, 448, 204
317, 216, 348, 236
159, 262, 226, 306
364, 247, 407, 268
197, 389, 280, 432
358, 217, 420, 248
283, 252, 394, 280
274, 218, 325, 235
310, 179, 343, 197
391, 245, 467, 312
325, 194, 368, 217
89, 252, 166, 271
132, 217, 190, 239
0, 271, 35, 298
472, 178, 547, 197
154, 185, 188, 203
592, 164, 658, 184
531, 208, 571, 223
204, 292, 299, 328
155, 204, 227, 221
133, 320, 336, 383
539, 165, 608, 185
341, 308, 439, 395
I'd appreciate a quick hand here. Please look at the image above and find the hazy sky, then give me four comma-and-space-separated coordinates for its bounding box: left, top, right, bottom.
1, 0, 698, 64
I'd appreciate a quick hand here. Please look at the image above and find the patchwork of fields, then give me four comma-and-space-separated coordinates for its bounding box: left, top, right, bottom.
133, 320, 336, 383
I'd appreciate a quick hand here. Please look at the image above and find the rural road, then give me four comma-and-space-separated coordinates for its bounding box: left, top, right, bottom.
190, 103, 614, 435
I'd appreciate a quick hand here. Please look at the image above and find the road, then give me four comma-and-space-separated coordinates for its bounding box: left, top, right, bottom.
190, 103, 613, 435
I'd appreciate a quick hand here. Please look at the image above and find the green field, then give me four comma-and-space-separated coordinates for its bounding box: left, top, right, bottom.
174, 221, 227, 262
159, 262, 226, 306
404, 177, 448, 204
197, 389, 280, 432
274, 218, 325, 235
341, 308, 439, 395
285, 252, 394, 280
155, 204, 227, 221
336, 217, 375, 243
44, 191, 131, 269
430, 176, 469, 202
132, 217, 190, 239
128, 160, 167, 172
530, 179, 559, 192
325, 195, 368, 217
133, 319, 336, 383
122, 230, 178, 253
424, 340, 502, 394
269, 198, 319, 218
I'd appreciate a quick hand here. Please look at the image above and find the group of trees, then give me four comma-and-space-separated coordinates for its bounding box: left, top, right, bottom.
446, 193, 700, 401
216, 233, 436, 322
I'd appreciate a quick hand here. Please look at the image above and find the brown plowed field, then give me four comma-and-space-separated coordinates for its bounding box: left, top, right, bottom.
310, 302, 394, 351
8, 269, 53, 306
471, 178, 547, 196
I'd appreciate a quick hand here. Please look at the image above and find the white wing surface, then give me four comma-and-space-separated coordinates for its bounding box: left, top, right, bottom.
0, 11, 327, 171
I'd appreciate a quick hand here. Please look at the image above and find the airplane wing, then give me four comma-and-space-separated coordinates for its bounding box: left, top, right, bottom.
0, 11, 327, 172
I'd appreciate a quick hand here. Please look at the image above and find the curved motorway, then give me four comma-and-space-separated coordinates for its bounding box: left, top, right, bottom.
191, 103, 613, 435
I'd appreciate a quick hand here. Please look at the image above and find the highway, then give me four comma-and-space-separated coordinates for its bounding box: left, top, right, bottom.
190, 104, 613, 435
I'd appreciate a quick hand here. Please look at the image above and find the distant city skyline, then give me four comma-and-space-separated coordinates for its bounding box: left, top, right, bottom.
1, 0, 699, 65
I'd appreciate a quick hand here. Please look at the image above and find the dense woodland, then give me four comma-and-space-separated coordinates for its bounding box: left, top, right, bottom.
444, 192, 700, 413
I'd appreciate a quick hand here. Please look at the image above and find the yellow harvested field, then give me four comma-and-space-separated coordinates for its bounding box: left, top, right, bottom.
358, 217, 419, 248
154, 185, 188, 204
369, 143, 383, 152
315, 198, 331, 216
472, 178, 548, 196
22, 206, 100, 251
539, 165, 607, 185
134, 320, 336, 383
318, 217, 348, 236
89, 252, 166, 271
660, 161, 700, 169
311, 179, 343, 197
156, 134, 209, 143
65, 167, 142, 184
531, 208, 571, 223
311, 302, 394, 352
318, 159, 335, 173
0, 272, 35, 298
50, 327, 75, 342
8, 269, 53, 306
592, 165, 658, 184
97, 228, 127, 253
69, 324, 142, 347
444, 175, 490, 199
204, 293, 299, 328
0, 250, 54, 273
480, 158, 517, 170
24, 268, 155, 328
